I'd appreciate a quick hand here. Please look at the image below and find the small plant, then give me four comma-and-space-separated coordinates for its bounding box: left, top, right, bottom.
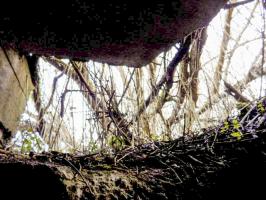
107, 135, 125, 151
11, 130, 48, 154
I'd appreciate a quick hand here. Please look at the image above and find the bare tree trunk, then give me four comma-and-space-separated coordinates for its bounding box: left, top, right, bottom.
0, 47, 33, 145
212, 2, 235, 95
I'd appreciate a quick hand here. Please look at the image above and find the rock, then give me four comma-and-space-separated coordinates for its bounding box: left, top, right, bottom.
0, 0, 227, 66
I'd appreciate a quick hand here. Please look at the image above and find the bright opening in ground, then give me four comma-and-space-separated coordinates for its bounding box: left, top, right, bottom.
13, 1, 266, 154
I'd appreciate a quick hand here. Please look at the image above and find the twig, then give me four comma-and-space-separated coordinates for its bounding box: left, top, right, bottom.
224, 0, 254, 9
135, 36, 192, 119
188, 155, 204, 164
117, 68, 136, 107
223, 80, 250, 103
116, 150, 134, 164
60, 78, 70, 117
63, 158, 93, 193
240, 103, 256, 124
157, 159, 183, 184
44, 72, 64, 114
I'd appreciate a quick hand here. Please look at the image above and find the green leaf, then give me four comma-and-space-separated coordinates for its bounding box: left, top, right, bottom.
231, 131, 242, 140
257, 102, 265, 113
221, 121, 229, 133
107, 135, 125, 150
232, 119, 240, 129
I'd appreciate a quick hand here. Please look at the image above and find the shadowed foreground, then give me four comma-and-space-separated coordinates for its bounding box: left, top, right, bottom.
0, 98, 265, 200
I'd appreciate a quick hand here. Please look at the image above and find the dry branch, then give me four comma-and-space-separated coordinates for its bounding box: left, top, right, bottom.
223, 80, 250, 103
224, 0, 255, 9
135, 36, 192, 119
45, 58, 133, 145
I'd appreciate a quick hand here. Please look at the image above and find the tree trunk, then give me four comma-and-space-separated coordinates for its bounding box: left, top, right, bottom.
0, 47, 33, 144
0, 98, 265, 200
